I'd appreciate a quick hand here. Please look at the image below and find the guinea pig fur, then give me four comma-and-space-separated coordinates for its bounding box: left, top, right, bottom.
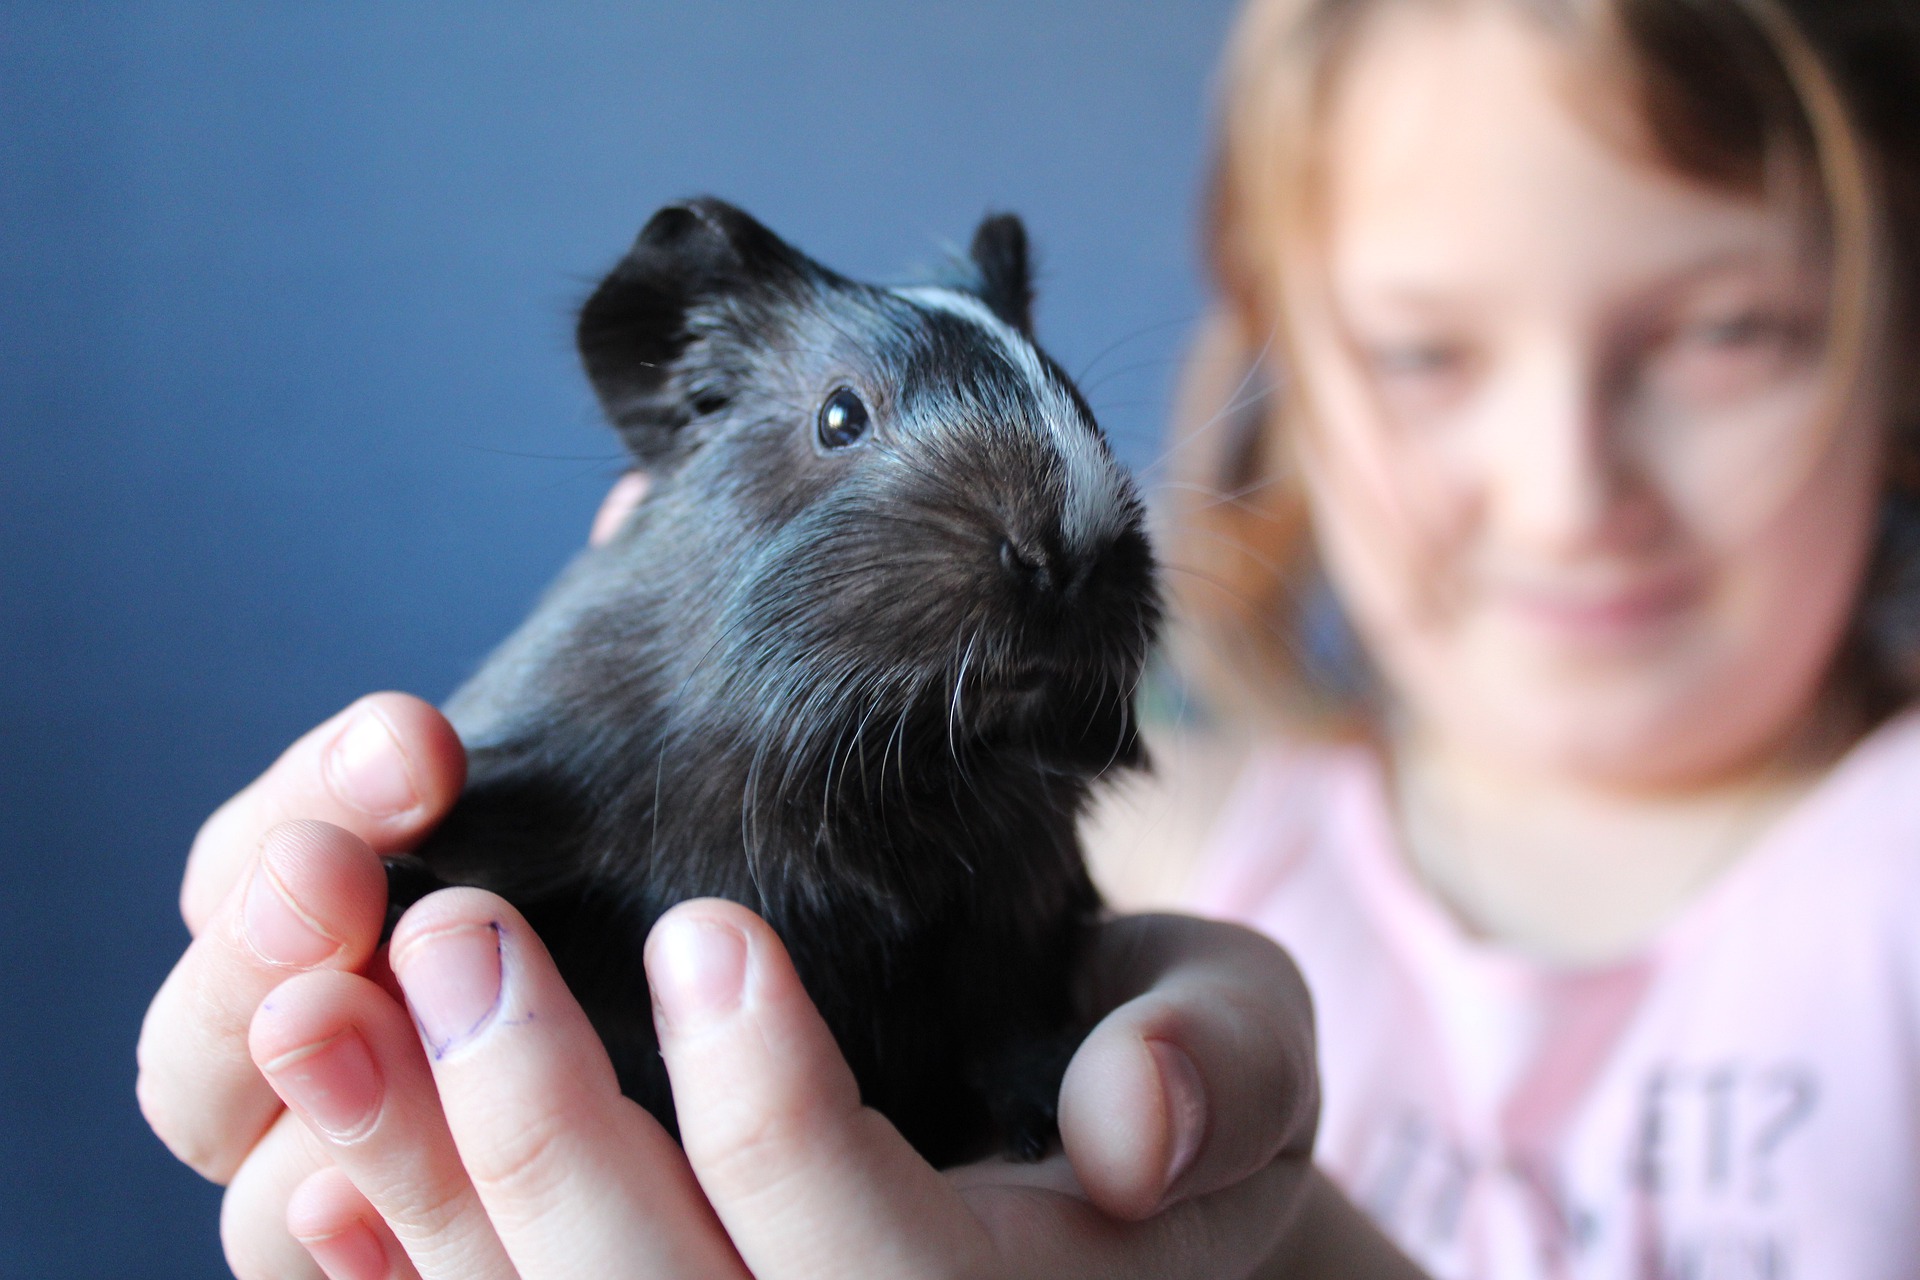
387, 197, 1160, 1167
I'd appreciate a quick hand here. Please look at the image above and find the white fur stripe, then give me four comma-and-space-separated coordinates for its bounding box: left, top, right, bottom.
894, 286, 1129, 548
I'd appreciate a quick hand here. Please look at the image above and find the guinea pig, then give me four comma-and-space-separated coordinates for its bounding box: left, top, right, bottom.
384, 197, 1160, 1167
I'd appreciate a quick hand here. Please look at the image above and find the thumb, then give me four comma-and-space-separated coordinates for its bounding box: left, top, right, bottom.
647, 900, 988, 1279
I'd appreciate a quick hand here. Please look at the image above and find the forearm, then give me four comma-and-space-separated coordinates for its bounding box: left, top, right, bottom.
1249, 1168, 1431, 1280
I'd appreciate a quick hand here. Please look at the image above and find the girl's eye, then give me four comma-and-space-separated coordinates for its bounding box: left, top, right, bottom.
1365, 339, 1473, 384
1639, 306, 1818, 408
1681, 305, 1812, 355
1677, 310, 1802, 353
817, 387, 871, 449
1361, 339, 1477, 419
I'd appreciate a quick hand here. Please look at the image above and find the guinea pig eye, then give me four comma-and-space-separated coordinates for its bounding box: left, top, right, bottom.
816, 387, 871, 450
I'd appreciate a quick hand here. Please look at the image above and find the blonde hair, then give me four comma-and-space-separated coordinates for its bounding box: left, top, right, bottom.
1168, 0, 1920, 732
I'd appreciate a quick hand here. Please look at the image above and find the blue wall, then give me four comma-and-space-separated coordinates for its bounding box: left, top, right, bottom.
0, 3, 1235, 1272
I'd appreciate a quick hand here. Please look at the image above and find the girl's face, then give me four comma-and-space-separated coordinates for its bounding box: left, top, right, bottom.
1293, 4, 1884, 788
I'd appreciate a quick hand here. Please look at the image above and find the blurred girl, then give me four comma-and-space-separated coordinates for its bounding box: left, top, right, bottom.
1138, 0, 1920, 1272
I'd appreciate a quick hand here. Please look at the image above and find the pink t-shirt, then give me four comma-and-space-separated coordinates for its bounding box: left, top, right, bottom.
1187, 710, 1920, 1280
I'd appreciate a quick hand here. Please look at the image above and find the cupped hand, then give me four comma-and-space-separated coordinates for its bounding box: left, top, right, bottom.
138, 686, 1321, 1279
135, 692, 468, 1278
256, 887, 1319, 1280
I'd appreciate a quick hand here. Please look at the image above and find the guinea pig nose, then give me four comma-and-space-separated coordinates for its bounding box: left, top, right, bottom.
1000, 536, 1061, 594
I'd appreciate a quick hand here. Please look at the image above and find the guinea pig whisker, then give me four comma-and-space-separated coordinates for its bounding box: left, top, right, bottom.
1157, 560, 1318, 666
740, 736, 773, 911
886, 695, 917, 826
949, 632, 979, 770
1084, 399, 1162, 417
1076, 353, 1185, 401
1172, 523, 1294, 579
952, 654, 993, 808
1135, 382, 1276, 486
451, 443, 634, 464
650, 741, 666, 867
824, 673, 882, 819
827, 681, 881, 835
1156, 476, 1287, 512
648, 598, 808, 888
856, 677, 889, 804
1135, 314, 1282, 484
1080, 671, 1126, 779
1071, 311, 1200, 386
780, 673, 845, 790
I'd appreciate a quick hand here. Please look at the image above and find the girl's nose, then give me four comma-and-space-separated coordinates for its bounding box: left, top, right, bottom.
1481, 345, 1652, 558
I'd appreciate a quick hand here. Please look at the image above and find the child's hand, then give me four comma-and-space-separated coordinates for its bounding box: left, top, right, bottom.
137, 695, 1321, 1278
259, 889, 1318, 1280
136, 693, 467, 1275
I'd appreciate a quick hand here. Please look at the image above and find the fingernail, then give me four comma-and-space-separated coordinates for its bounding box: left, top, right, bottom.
649, 916, 746, 1034
298, 1218, 390, 1280
265, 1031, 383, 1139
396, 922, 503, 1057
242, 848, 341, 967
326, 707, 419, 817
1149, 1038, 1207, 1196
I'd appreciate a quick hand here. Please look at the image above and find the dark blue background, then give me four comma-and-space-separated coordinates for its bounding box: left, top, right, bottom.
1, 3, 1234, 1273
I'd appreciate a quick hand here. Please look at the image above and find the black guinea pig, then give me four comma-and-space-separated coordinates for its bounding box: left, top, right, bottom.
385, 197, 1160, 1167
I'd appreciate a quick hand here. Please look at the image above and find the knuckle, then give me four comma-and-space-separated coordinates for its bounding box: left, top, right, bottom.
136, 1087, 213, 1182
458, 1103, 577, 1212
386, 1170, 481, 1245
136, 985, 271, 1185
1155, 1206, 1220, 1279
1206, 987, 1316, 1153
177, 957, 261, 1074
958, 1184, 1050, 1256
136, 1055, 244, 1185
183, 800, 251, 934
1087, 1193, 1218, 1280
153, 1116, 247, 1186
686, 1093, 848, 1207
219, 1182, 302, 1280
186, 802, 234, 879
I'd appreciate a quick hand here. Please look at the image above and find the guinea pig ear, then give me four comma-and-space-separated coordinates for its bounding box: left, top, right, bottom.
576, 197, 810, 462
967, 212, 1034, 335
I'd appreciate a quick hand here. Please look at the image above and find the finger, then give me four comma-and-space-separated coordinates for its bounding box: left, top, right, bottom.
220, 1109, 330, 1280
183, 693, 464, 935
251, 967, 519, 1280
957, 1151, 1313, 1280
139, 820, 389, 1182
289, 1166, 424, 1280
1057, 914, 1318, 1221
587, 471, 649, 547
388, 888, 746, 1278
1243, 1166, 1429, 1280
654, 901, 1308, 1280
650, 899, 988, 1279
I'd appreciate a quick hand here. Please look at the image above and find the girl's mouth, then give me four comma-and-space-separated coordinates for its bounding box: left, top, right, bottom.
1492, 568, 1706, 645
